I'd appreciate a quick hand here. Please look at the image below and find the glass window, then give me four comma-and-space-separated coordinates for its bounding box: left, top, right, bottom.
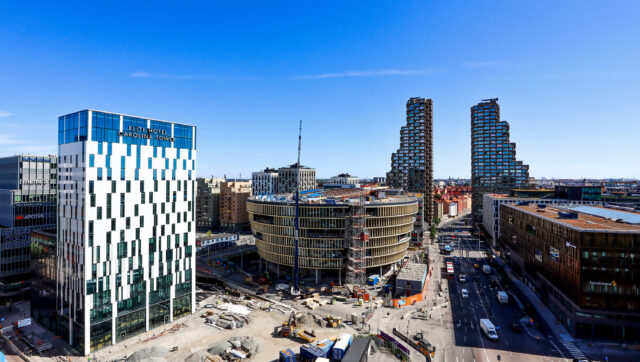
149, 121, 172, 148
122, 116, 148, 146
174, 124, 193, 149
91, 111, 120, 143
89, 154, 95, 167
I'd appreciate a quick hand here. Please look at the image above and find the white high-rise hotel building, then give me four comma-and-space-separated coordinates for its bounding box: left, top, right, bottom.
57, 110, 196, 354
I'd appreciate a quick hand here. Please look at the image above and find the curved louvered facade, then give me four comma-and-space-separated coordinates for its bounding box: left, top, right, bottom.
247, 199, 418, 271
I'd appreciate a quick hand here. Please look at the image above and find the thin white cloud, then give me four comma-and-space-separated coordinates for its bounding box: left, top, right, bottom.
0, 134, 56, 156
0, 110, 12, 117
131, 71, 197, 80
0, 134, 27, 145
295, 68, 443, 80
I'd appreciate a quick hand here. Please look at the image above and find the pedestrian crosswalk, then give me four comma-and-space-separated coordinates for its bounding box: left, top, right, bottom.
560, 339, 587, 359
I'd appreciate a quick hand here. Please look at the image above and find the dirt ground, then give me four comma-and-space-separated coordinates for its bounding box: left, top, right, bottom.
88, 294, 358, 362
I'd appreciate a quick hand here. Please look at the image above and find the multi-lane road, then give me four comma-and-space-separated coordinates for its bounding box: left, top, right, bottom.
434, 215, 579, 362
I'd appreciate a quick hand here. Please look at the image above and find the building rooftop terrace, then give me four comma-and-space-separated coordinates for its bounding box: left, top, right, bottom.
507, 204, 640, 232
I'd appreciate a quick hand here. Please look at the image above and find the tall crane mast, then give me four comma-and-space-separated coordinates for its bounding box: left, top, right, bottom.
291, 120, 302, 295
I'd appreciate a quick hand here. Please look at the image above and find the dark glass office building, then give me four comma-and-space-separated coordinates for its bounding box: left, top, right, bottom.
471, 98, 529, 224
0, 155, 57, 305
387, 97, 434, 227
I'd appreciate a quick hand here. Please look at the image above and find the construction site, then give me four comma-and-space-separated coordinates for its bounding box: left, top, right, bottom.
247, 187, 423, 285
81, 185, 438, 361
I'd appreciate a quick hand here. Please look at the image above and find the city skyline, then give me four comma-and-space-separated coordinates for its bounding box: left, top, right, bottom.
1, 2, 639, 179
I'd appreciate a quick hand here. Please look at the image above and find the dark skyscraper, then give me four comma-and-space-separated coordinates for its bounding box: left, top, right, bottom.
471, 98, 530, 224
387, 97, 434, 226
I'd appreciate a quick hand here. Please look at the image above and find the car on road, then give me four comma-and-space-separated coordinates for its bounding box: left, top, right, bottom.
479, 319, 499, 341
473, 263, 480, 269
459, 274, 466, 283
461, 289, 469, 298
510, 321, 522, 333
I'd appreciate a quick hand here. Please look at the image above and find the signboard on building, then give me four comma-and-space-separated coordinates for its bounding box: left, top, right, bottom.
119, 125, 175, 142
20, 179, 47, 185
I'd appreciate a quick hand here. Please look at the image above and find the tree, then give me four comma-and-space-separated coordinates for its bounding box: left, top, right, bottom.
430, 224, 437, 241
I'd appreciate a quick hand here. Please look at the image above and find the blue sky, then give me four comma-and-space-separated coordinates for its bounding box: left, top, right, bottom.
1, 1, 639, 179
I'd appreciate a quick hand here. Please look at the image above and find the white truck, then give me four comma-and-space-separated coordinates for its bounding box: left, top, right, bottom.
497, 291, 509, 305
479, 319, 499, 341
482, 265, 491, 274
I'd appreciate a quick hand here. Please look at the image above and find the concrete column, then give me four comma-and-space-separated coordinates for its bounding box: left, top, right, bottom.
277, 264, 280, 278
339, 269, 342, 285
380, 266, 382, 277
315, 269, 319, 285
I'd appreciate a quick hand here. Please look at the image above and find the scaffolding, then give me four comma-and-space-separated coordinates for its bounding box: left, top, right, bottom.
345, 195, 368, 286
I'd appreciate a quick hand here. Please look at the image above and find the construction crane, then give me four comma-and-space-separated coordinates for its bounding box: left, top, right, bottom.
291, 120, 302, 296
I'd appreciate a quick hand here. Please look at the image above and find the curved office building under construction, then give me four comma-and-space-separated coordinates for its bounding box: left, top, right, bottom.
247, 188, 420, 283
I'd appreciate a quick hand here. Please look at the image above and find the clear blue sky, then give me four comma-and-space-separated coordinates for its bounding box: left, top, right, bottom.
1, 1, 639, 179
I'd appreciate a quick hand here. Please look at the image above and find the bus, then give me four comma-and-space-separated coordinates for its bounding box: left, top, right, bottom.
446, 262, 455, 279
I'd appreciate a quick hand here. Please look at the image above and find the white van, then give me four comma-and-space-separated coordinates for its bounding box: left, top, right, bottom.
479, 319, 499, 341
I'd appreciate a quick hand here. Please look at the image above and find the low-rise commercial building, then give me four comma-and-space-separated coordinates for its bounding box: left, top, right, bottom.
395, 262, 427, 296
482, 194, 600, 248
500, 203, 640, 341
196, 232, 238, 254
330, 173, 360, 185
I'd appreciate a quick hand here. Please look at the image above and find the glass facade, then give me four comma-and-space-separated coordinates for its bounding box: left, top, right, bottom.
122, 116, 149, 146
58, 110, 196, 355
149, 120, 173, 148
91, 111, 120, 143
58, 110, 88, 145
0, 155, 57, 302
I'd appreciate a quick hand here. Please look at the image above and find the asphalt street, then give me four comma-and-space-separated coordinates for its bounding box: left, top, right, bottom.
434, 215, 577, 362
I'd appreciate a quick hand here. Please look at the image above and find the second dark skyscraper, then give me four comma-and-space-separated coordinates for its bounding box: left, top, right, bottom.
387, 97, 434, 226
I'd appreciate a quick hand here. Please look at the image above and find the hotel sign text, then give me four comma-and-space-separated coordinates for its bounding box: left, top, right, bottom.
119, 126, 174, 142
